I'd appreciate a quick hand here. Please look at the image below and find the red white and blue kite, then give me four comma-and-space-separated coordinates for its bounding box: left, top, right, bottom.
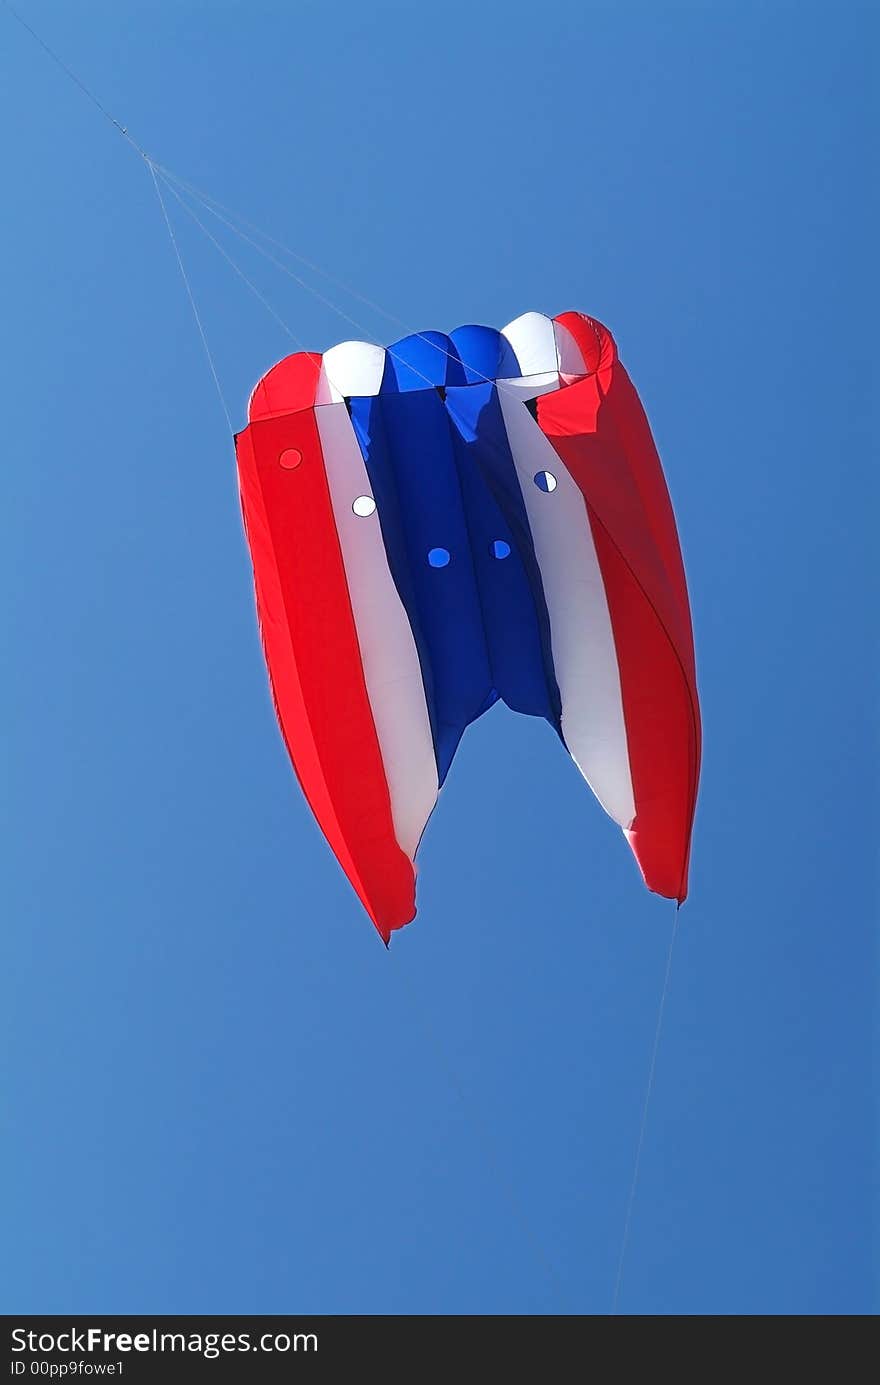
235, 311, 701, 940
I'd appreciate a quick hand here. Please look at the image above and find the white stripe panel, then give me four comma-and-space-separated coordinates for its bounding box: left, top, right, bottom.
318, 340, 387, 403
497, 388, 636, 828
501, 312, 559, 376
496, 373, 559, 401
553, 318, 589, 379
315, 403, 438, 857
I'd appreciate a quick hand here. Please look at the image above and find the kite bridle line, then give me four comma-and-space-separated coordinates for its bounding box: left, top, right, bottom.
146, 163, 540, 403
2, 0, 561, 412
147, 165, 235, 432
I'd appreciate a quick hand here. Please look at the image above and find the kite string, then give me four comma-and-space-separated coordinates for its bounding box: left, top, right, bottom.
148, 164, 233, 433
611, 902, 680, 1314
2, 0, 145, 154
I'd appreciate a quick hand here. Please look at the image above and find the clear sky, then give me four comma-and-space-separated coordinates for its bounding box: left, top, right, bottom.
2, 1, 874, 1315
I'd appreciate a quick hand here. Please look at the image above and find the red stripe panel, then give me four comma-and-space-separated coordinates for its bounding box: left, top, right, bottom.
248, 352, 323, 422
590, 521, 697, 901
536, 356, 700, 903
235, 411, 416, 940
554, 313, 696, 683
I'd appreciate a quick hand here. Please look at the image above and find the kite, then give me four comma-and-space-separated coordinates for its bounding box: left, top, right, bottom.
234, 311, 700, 940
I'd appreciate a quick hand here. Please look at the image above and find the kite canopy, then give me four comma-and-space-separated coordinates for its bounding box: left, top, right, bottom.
235, 311, 700, 941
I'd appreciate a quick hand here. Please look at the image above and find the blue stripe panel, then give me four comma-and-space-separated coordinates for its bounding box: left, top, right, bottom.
450, 325, 520, 385
350, 385, 494, 782
384, 331, 466, 392
347, 331, 563, 785
444, 382, 562, 732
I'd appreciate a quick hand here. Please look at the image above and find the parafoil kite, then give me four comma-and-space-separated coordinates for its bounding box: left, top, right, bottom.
234, 311, 700, 940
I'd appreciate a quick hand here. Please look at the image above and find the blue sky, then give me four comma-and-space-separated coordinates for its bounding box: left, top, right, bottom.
2, 1, 874, 1315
